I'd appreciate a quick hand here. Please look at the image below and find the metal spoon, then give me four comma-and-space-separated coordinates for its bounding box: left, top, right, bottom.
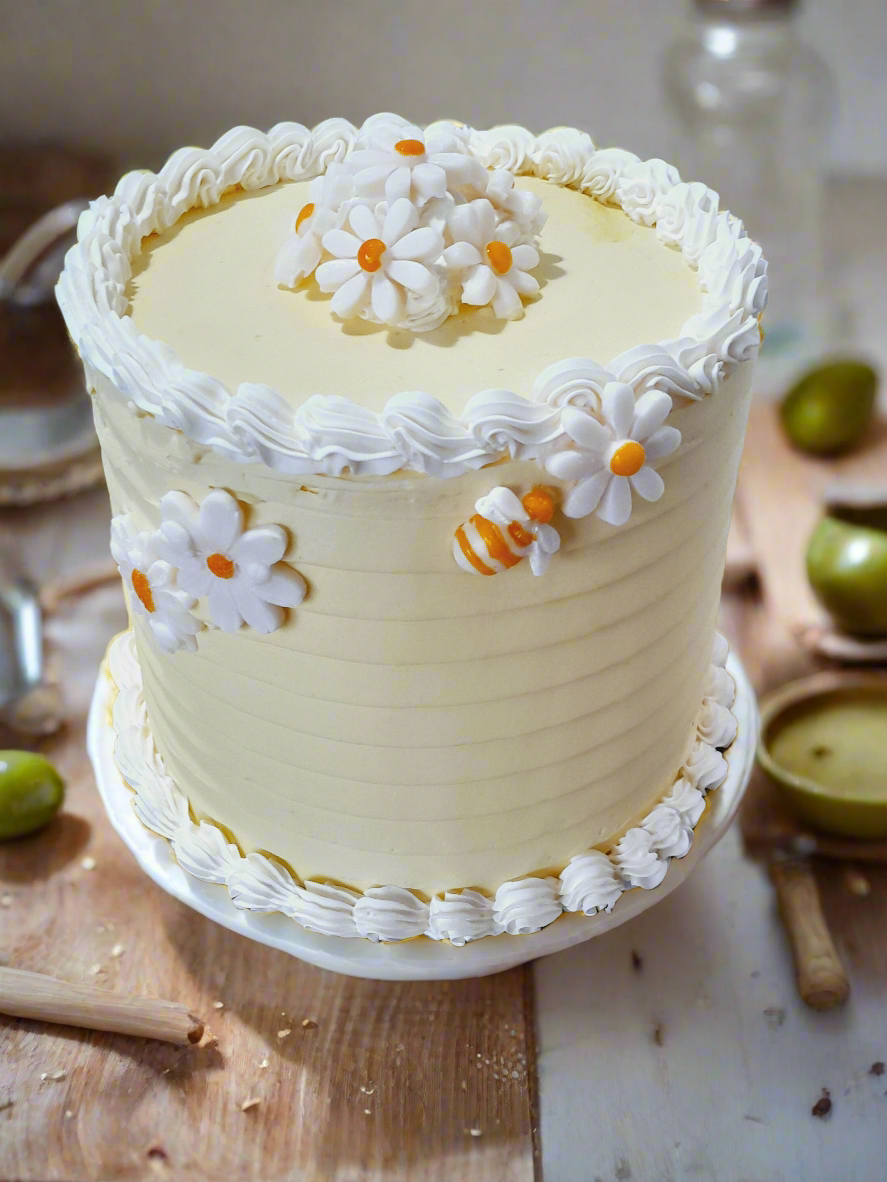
0, 573, 62, 735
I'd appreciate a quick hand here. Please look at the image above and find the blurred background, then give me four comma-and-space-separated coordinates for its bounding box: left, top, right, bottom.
2, 0, 885, 401
2, 0, 884, 172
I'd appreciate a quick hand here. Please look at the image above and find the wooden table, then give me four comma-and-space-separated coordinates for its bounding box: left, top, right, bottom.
4, 167, 887, 1177
2, 487, 542, 1182
3, 435, 886, 1182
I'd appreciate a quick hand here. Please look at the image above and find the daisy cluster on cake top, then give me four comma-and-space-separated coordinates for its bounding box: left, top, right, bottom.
274, 114, 547, 331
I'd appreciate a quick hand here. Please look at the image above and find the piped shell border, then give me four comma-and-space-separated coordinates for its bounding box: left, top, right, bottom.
107, 628, 738, 944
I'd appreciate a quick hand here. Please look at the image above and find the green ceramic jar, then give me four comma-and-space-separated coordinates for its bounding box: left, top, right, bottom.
807, 502, 887, 636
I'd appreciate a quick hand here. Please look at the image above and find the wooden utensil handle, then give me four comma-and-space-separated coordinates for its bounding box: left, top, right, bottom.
0, 967, 204, 1046
769, 860, 850, 1011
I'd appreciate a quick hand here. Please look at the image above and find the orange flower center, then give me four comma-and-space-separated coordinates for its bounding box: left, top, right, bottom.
395, 138, 425, 157
486, 240, 512, 275
522, 486, 557, 524
295, 202, 315, 232
206, 553, 235, 579
131, 569, 155, 613
609, 441, 646, 477
357, 238, 386, 272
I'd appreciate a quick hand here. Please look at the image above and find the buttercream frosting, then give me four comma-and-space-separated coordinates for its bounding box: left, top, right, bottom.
106, 626, 737, 943
57, 116, 767, 480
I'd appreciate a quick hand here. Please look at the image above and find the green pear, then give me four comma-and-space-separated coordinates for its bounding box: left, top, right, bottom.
781, 361, 877, 456
0, 751, 65, 840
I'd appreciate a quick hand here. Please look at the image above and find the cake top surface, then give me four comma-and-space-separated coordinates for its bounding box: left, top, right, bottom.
127, 177, 702, 415
56, 116, 768, 479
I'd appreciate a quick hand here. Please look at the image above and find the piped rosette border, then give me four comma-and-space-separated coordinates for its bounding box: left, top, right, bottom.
107, 629, 738, 945
57, 115, 767, 482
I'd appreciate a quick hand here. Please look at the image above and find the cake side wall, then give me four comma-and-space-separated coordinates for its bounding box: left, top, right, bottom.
93, 363, 753, 895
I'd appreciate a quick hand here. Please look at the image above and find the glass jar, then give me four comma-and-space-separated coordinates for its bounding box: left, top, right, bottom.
663, 0, 837, 394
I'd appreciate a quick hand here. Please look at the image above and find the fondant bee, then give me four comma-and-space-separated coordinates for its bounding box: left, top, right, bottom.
453, 486, 561, 576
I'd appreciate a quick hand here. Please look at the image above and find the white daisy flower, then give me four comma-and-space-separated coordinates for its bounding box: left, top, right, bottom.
347, 119, 486, 206
483, 169, 547, 238
110, 514, 202, 654
316, 198, 443, 326
274, 163, 355, 288
443, 198, 540, 320
155, 489, 307, 635
546, 383, 681, 525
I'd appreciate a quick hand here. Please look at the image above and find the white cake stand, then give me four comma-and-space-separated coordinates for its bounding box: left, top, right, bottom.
87, 652, 757, 981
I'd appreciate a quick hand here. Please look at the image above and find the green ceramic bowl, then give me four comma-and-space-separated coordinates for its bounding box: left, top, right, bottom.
757, 673, 887, 840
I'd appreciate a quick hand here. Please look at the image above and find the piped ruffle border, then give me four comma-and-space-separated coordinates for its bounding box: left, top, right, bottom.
57, 118, 767, 480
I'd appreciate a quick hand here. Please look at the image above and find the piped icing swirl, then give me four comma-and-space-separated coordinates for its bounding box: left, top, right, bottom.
107, 628, 739, 944
58, 116, 767, 480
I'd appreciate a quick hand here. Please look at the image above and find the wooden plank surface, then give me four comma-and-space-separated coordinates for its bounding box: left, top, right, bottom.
535, 395, 887, 1180
0, 491, 540, 1182
536, 585, 887, 1182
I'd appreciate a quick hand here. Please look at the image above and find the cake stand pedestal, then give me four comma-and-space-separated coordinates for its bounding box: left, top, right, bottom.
87, 652, 757, 982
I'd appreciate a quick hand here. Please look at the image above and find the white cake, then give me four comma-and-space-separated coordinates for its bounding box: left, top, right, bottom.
58, 116, 765, 943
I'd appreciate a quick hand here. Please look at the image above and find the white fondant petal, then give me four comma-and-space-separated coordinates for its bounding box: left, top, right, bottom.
388, 226, 443, 263
274, 233, 322, 286
546, 449, 595, 482
461, 265, 497, 307
232, 581, 283, 634
441, 154, 488, 195
199, 489, 242, 552
158, 490, 200, 534
411, 162, 447, 203
643, 425, 682, 460
443, 241, 482, 270
321, 229, 361, 259
511, 244, 539, 271
629, 465, 665, 502
353, 164, 392, 199
475, 199, 499, 243
384, 165, 412, 204
207, 583, 242, 632
602, 383, 635, 438
597, 474, 633, 525
492, 279, 523, 320
382, 197, 419, 246
386, 259, 436, 297
255, 565, 307, 608
448, 201, 483, 248
631, 390, 673, 440
563, 470, 611, 518
230, 525, 288, 567
371, 272, 404, 323
173, 552, 214, 598
562, 405, 610, 451
330, 271, 370, 316
512, 271, 540, 297
315, 258, 361, 293
348, 203, 381, 242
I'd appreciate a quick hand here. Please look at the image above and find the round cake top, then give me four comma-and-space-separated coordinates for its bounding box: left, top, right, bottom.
56, 116, 768, 479
127, 177, 702, 415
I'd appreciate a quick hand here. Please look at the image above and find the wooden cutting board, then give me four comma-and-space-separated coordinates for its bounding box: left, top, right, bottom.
736, 401, 887, 666
0, 494, 540, 1182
